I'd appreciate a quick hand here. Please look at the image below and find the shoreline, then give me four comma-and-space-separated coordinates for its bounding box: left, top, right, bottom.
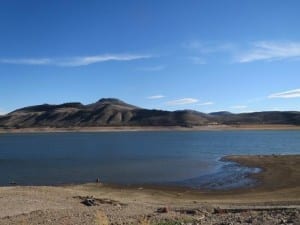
1, 154, 300, 197
0, 154, 295, 191
222, 154, 300, 191
0, 154, 299, 224
1, 124, 300, 133
87, 154, 300, 195
4, 154, 297, 190
0, 154, 300, 199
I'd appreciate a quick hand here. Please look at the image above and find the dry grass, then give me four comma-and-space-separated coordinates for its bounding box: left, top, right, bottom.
138, 218, 151, 225
94, 210, 110, 225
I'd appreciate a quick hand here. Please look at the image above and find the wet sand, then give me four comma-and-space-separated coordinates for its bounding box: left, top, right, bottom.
223, 155, 300, 191
0, 155, 299, 224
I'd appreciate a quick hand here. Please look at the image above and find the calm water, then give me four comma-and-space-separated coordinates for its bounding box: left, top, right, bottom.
0, 131, 299, 189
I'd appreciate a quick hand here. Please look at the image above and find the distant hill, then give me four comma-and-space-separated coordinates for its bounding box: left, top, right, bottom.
0, 98, 300, 128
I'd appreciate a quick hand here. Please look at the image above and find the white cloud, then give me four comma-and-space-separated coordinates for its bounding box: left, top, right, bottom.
197, 101, 214, 106
147, 95, 165, 99
0, 58, 51, 65
269, 107, 286, 111
60, 54, 152, 66
230, 105, 248, 109
166, 98, 199, 106
0, 54, 152, 67
137, 65, 165, 71
268, 88, 300, 99
237, 41, 300, 63
268, 106, 300, 111
183, 40, 300, 64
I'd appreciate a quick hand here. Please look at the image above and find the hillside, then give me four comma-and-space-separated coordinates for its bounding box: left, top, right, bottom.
0, 98, 300, 128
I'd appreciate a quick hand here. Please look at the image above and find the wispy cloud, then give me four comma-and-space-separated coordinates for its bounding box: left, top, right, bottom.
183, 40, 235, 64
230, 105, 248, 109
60, 54, 152, 66
166, 98, 198, 106
197, 101, 214, 106
268, 88, 300, 98
183, 41, 234, 53
268, 106, 300, 111
147, 95, 165, 99
137, 65, 165, 71
184, 40, 300, 64
237, 41, 300, 63
0, 54, 152, 67
0, 58, 52, 65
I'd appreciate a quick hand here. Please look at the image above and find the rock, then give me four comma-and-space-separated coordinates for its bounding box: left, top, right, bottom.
280, 218, 287, 224
81, 197, 98, 206
114, 203, 122, 208
196, 215, 205, 220
245, 217, 253, 223
157, 207, 168, 213
213, 207, 228, 214
176, 209, 198, 215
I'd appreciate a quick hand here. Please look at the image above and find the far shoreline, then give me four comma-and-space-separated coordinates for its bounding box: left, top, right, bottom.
1, 124, 300, 133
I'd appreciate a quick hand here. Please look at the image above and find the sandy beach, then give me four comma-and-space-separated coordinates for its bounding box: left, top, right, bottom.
0, 155, 299, 225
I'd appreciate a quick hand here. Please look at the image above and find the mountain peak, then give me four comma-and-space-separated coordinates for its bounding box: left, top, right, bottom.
92, 98, 139, 110
96, 98, 125, 104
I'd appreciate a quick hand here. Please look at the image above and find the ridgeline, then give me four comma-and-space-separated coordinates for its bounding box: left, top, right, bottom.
0, 98, 300, 128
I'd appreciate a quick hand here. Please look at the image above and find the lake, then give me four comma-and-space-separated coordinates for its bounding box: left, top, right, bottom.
0, 130, 299, 189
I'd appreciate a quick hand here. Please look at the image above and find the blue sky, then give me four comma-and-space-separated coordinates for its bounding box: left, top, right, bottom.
1, 0, 300, 114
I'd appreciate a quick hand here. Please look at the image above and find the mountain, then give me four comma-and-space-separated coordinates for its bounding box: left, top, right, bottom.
0, 98, 300, 128
209, 111, 233, 116
211, 111, 300, 125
